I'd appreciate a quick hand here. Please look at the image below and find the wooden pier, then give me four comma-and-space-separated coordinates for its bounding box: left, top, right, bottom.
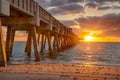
0, 0, 79, 66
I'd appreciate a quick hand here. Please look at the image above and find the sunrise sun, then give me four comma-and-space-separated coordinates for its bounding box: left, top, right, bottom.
84, 35, 95, 42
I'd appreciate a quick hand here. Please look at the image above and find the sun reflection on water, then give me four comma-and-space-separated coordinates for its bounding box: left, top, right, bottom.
74, 42, 106, 66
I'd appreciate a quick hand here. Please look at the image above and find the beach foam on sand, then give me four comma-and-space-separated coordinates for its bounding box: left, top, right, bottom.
0, 64, 120, 80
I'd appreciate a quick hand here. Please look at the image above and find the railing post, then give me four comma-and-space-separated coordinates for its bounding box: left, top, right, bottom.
26, 0, 28, 11
22, 0, 24, 9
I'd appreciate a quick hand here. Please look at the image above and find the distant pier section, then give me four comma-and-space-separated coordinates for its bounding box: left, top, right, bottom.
0, 0, 79, 66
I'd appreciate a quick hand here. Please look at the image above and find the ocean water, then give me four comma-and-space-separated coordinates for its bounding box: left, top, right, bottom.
8, 42, 120, 67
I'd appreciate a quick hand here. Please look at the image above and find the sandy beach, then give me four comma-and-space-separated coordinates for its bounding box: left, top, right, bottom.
0, 64, 120, 80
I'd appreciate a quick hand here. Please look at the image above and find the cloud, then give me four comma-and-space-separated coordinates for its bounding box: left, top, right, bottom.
34, 0, 50, 8
75, 13, 120, 36
49, 0, 68, 7
98, 6, 112, 10
85, 2, 98, 9
60, 20, 76, 27
67, 0, 84, 3
35, 0, 120, 16
48, 3, 84, 15
90, 0, 120, 4
84, 0, 120, 10
47, 7, 64, 15
60, 20, 81, 29
60, 3, 84, 14
113, 6, 120, 9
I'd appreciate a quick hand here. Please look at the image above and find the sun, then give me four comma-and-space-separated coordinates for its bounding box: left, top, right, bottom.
84, 35, 95, 42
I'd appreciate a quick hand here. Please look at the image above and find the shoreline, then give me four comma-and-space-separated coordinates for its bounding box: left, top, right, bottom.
0, 63, 120, 80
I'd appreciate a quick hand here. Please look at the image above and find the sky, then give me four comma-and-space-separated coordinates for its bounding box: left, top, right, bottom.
2, 0, 120, 42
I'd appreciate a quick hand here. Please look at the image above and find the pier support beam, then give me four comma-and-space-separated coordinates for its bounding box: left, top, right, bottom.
6, 26, 15, 61
53, 34, 60, 51
43, 35, 46, 50
47, 31, 54, 57
40, 33, 47, 54
0, 18, 7, 67
25, 31, 32, 57
56, 34, 60, 51
53, 36, 56, 50
31, 26, 40, 61
40, 33, 45, 53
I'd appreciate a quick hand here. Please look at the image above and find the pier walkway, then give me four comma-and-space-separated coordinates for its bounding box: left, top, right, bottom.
0, 0, 79, 66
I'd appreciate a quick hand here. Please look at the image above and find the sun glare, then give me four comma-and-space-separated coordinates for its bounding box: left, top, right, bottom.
84, 35, 95, 42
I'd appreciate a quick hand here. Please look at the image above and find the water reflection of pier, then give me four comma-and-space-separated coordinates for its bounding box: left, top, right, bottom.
0, 0, 79, 66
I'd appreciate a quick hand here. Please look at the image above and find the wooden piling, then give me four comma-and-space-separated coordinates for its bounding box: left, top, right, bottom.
56, 34, 60, 51
58, 36, 62, 51
9, 29, 15, 57
47, 31, 54, 57
31, 26, 40, 61
53, 35, 56, 50
25, 31, 32, 57
54, 34, 60, 51
0, 18, 7, 67
43, 35, 46, 49
58, 35, 61, 50
5, 26, 15, 61
40, 33, 45, 53
37, 33, 40, 44
6, 26, 12, 61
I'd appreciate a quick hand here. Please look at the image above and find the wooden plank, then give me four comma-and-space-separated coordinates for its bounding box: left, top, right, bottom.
31, 26, 40, 61
1, 17, 37, 26
0, 18, 7, 67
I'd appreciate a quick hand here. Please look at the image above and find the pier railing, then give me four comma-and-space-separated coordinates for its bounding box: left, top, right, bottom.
39, 6, 50, 22
7, 0, 66, 31
7, 0, 35, 16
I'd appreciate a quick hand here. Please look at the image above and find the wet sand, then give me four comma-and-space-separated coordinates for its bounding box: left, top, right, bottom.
0, 64, 120, 80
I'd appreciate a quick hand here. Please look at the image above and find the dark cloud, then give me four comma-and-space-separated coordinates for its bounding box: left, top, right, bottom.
60, 3, 84, 14
49, 0, 68, 7
113, 6, 120, 9
48, 3, 84, 15
49, 0, 84, 7
98, 6, 112, 10
85, 0, 120, 10
68, 0, 84, 3
60, 20, 76, 26
90, 0, 120, 4
47, 7, 64, 15
85, 2, 98, 9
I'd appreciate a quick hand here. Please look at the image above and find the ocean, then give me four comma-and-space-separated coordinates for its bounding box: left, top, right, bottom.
8, 42, 120, 67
